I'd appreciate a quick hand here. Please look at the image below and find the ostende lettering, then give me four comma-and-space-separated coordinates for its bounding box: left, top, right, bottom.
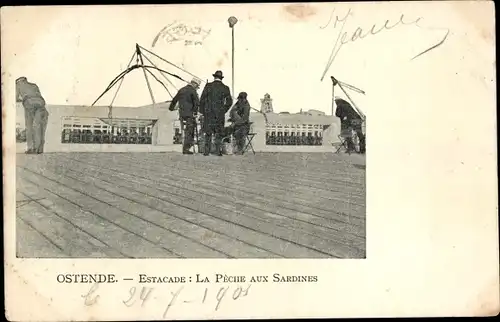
56, 274, 117, 283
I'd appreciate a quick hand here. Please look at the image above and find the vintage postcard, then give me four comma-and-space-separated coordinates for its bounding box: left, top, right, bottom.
2, 2, 498, 320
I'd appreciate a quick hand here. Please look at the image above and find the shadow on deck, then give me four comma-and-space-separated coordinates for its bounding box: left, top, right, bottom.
16, 152, 366, 259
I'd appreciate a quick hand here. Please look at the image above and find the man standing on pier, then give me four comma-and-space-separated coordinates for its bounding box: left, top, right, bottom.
335, 96, 366, 154
199, 70, 233, 156
16, 77, 49, 154
169, 78, 202, 154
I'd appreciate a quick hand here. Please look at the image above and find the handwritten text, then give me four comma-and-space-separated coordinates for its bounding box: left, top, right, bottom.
320, 8, 450, 80
152, 21, 211, 48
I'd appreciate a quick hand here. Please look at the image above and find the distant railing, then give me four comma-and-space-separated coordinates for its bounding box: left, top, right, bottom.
59, 116, 156, 145
266, 134, 323, 146
61, 130, 152, 144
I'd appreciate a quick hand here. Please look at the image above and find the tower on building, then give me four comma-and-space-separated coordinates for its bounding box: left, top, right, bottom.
260, 93, 274, 113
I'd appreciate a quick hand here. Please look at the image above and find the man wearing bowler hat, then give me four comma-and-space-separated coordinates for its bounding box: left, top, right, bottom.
169, 77, 202, 154
16, 77, 49, 154
199, 70, 233, 156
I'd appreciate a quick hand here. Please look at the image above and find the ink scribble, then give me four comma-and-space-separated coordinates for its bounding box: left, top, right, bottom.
82, 282, 100, 306
320, 8, 450, 80
152, 22, 211, 48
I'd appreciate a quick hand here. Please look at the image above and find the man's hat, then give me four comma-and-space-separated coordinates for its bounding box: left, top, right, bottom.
237, 92, 248, 99
334, 96, 343, 101
16, 76, 27, 83
212, 70, 224, 79
190, 78, 201, 87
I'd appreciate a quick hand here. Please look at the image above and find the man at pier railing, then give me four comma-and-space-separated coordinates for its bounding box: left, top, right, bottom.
169, 78, 202, 154
335, 96, 366, 154
16, 77, 49, 154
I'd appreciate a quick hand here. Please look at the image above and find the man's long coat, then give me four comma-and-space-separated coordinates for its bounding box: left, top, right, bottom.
199, 80, 233, 134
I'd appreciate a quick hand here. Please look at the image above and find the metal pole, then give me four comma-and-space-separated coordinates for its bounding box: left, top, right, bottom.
136, 44, 156, 105
337, 82, 366, 120
228, 16, 238, 97
140, 51, 176, 96
231, 27, 235, 96
331, 83, 335, 116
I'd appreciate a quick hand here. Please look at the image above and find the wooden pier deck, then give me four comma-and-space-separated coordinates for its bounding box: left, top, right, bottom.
15, 152, 366, 259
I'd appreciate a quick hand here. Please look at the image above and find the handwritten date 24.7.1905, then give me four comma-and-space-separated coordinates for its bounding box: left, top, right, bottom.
82, 282, 252, 318
124, 284, 252, 318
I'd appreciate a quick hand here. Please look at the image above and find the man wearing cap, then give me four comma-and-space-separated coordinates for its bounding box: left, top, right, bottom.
335, 96, 365, 154
199, 70, 233, 156
16, 77, 49, 154
169, 78, 201, 154
229, 92, 251, 155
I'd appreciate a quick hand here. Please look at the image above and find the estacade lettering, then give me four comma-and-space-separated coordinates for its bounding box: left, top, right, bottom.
138, 274, 186, 283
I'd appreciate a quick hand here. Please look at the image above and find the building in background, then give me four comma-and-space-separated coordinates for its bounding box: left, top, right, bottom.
260, 94, 336, 146
260, 93, 274, 113
298, 109, 326, 116
15, 93, 343, 150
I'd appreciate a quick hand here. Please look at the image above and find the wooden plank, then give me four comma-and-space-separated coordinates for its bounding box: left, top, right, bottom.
113, 154, 367, 225
72, 152, 365, 195
164, 155, 368, 215
18, 165, 234, 258
147, 156, 367, 208
114, 153, 366, 199
65, 158, 365, 242
17, 168, 183, 258
54, 159, 365, 256
16, 217, 66, 258
164, 152, 366, 185
130, 152, 367, 202
17, 170, 174, 258
61, 152, 365, 223
57, 154, 366, 246
66, 153, 367, 221
35, 156, 333, 258
45, 163, 281, 258
17, 152, 366, 258
62, 153, 365, 242
17, 181, 125, 258
236, 154, 366, 177
17, 194, 112, 258
43, 156, 358, 258
15, 154, 31, 168
194, 157, 366, 190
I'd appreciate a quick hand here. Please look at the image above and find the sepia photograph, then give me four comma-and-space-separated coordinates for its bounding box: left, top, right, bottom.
13, 7, 366, 260
3, 2, 498, 320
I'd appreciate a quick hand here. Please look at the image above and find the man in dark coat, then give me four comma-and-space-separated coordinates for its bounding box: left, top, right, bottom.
229, 92, 251, 154
169, 78, 201, 154
16, 77, 49, 154
335, 96, 366, 154
199, 70, 233, 156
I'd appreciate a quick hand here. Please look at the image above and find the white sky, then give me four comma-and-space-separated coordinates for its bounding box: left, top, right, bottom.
3, 2, 495, 117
